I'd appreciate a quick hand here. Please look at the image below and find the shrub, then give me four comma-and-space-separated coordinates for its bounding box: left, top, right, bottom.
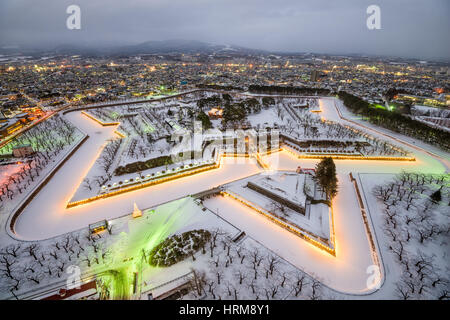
148, 229, 211, 267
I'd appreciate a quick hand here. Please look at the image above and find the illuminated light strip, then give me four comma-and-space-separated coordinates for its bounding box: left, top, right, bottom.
258, 148, 283, 157
114, 131, 126, 139
254, 152, 270, 170
66, 162, 221, 208
328, 198, 336, 250
281, 144, 415, 161
65, 149, 277, 209
81, 111, 119, 126
220, 190, 336, 256
66, 141, 412, 209
106, 163, 213, 191
222, 152, 250, 158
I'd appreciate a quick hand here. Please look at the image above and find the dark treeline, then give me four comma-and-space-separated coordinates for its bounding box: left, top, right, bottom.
196, 95, 222, 110
197, 84, 244, 91
198, 84, 331, 96
248, 85, 331, 96
338, 91, 450, 151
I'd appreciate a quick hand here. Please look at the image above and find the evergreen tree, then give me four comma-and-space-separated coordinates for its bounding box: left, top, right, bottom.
196, 111, 212, 130
315, 157, 338, 200
222, 93, 232, 102
430, 187, 442, 203
222, 102, 247, 124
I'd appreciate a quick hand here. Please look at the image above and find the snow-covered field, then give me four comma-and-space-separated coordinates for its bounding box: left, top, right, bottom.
358, 172, 449, 300
203, 153, 378, 294
224, 171, 331, 242
69, 93, 412, 204
0, 93, 448, 300
12, 113, 260, 239
0, 197, 239, 299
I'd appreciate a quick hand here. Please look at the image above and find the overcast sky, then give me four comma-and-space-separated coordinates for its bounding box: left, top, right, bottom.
0, 0, 449, 60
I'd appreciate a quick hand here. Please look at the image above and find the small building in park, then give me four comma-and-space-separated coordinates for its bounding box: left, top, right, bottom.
207, 108, 223, 119
12, 144, 34, 158
89, 220, 109, 234
41, 280, 98, 300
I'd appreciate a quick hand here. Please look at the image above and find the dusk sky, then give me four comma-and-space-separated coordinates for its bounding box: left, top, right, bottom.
0, 0, 449, 60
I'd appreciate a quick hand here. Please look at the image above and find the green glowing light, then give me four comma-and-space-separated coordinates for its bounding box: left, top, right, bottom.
110, 111, 120, 120
372, 104, 386, 110
95, 198, 197, 299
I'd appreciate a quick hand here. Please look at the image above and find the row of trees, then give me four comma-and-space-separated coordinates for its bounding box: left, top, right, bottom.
185, 229, 330, 300
0, 114, 77, 155
281, 102, 409, 157
338, 91, 450, 151
248, 85, 331, 96
373, 172, 449, 299
0, 115, 80, 203
0, 228, 113, 298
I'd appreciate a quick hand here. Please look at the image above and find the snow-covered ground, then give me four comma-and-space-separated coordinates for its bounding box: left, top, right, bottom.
224, 171, 331, 242
0, 116, 85, 244
357, 172, 449, 300
0, 197, 239, 299
11, 110, 260, 240
69, 94, 413, 204
203, 151, 380, 294
1, 93, 449, 299
327, 98, 449, 171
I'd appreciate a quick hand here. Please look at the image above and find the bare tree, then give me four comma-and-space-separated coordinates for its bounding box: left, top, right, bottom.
236, 270, 246, 285
267, 255, 279, 276
395, 283, 412, 300
390, 241, 406, 262
0, 255, 18, 279
24, 243, 40, 261
1, 244, 22, 258
309, 280, 322, 300
292, 272, 308, 297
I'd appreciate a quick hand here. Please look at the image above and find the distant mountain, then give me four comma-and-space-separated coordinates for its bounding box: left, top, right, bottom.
1, 40, 447, 63
117, 39, 219, 54
112, 39, 267, 56
0, 40, 268, 57
51, 43, 104, 56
